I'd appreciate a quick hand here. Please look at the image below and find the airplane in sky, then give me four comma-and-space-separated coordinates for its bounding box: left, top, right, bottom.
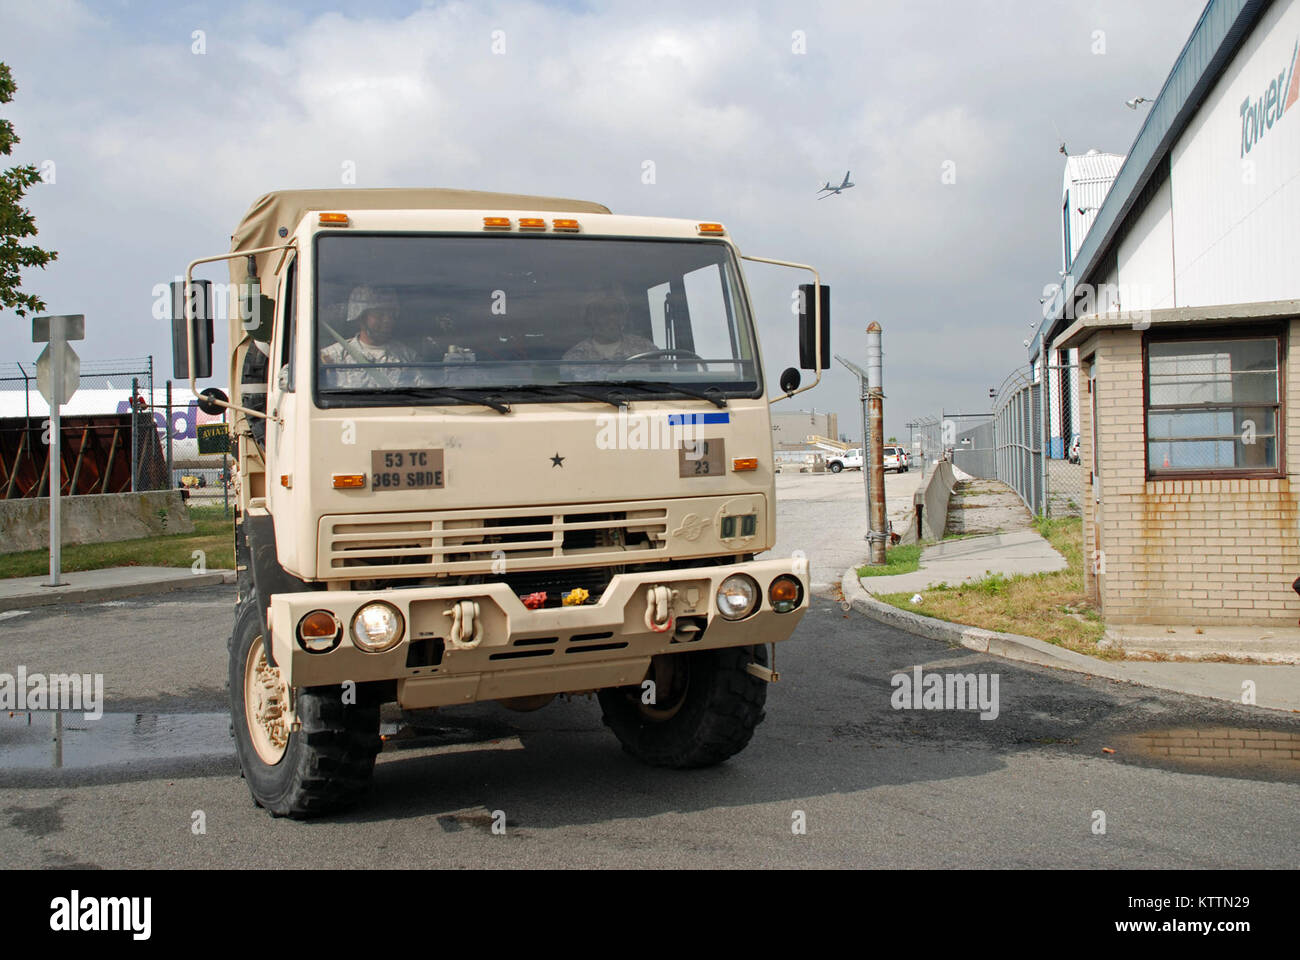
817, 171, 854, 198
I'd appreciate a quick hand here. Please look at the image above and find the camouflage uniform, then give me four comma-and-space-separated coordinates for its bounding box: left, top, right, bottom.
319, 336, 426, 389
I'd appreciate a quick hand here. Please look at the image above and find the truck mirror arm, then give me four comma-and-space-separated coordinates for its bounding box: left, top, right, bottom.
184, 243, 297, 425
739, 254, 823, 404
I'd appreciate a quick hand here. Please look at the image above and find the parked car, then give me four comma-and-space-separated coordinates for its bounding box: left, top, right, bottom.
827, 449, 864, 473
883, 445, 910, 473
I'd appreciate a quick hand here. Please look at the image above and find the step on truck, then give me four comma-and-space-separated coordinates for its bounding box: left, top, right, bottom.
171, 188, 829, 817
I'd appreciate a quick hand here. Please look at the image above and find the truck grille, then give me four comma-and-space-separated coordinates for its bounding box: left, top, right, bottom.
320, 503, 669, 578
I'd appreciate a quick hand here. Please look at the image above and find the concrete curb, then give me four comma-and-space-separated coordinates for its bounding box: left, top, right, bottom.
839, 565, 1293, 709
0, 569, 236, 612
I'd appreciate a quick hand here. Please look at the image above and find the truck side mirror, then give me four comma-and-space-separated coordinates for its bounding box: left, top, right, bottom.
779, 368, 801, 394
798, 283, 830, 370
171, 279, 214, 380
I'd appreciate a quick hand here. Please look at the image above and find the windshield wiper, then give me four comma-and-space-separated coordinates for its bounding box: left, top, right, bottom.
325, 388, 512, 415
571, 380, 729, 409
507, 384, 627, 409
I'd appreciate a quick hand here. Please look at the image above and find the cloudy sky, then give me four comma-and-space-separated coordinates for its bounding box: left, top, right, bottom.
2, 0, 1206, 437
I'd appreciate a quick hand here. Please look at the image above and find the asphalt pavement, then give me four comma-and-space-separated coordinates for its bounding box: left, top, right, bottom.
1, 585, 1296, 868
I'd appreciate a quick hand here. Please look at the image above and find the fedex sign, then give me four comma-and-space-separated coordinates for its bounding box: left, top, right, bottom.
116, 399, 213, 440
1240, 37, 1300, 156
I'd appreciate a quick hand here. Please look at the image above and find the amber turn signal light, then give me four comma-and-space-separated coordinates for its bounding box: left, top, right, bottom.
769, 575, 803, 613
732, 458, 758, 472
297, 610, 342, 653
332, 474, 366, 489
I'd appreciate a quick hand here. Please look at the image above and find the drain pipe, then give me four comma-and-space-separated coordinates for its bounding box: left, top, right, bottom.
866, 323, 887, 566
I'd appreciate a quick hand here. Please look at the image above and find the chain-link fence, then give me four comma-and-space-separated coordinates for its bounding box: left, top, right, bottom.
988, 362, 1084, 518
906, 415, 944, 466
0, 356, 171, 494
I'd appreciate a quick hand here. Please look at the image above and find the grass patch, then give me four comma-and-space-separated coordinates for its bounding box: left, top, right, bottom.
0, 503, 234, 578
874, 516, 1114, 658
858, 542, 923, 578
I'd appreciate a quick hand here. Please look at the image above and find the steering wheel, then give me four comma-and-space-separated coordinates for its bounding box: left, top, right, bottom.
622, 347, 703, 361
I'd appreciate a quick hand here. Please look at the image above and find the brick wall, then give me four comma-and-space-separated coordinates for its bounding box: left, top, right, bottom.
1077, 322, 1300, 626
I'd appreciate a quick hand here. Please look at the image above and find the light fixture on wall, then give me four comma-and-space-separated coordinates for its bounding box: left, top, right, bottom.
1125, 97, 1153, 109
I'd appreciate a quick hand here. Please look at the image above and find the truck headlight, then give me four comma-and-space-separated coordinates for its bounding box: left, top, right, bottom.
716, 574, 759, 621
351, 602, 404, 653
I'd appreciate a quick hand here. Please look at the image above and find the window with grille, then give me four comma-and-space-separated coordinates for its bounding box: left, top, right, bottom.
1145, 330, 1282, 476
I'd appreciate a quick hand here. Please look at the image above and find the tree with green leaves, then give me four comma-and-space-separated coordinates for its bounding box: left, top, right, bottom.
0, 62, 56, 318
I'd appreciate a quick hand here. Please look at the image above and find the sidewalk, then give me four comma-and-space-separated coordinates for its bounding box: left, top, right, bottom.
843, 566, 1300, 713
861, 530, 1066, 593
0, 566, 235, 612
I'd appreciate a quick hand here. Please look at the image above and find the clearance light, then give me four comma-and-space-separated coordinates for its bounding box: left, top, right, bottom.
552, 218, 580, 232
518, 217, 546, 230
318, 213, 350, 227
297, 610, 342, 653
332, 473, 366, 489
769, 575, 803, 614
483, 216, 512, 229
697, 222, 725, 234
732, 458, 758, 472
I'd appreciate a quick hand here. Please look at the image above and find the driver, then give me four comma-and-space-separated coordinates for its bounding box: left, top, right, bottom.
562, 291, 658, 364
320, 285, 424, 388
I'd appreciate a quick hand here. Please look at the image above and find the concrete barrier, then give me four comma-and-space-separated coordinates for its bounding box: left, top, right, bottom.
0, 490, 195, 553
913, 459, 956, 541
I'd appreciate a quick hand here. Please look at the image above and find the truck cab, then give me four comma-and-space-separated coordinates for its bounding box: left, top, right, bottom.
173, 188, 828, 817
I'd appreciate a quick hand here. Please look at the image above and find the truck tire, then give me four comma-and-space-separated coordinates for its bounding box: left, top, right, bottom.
829, 461, 843, 473
229, 599, 380, 818
597, 645, 768, 768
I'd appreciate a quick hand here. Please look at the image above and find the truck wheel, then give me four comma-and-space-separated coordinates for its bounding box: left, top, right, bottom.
829, 461, 843, 473
597, 646, 768, 768
229, 600, 380, 818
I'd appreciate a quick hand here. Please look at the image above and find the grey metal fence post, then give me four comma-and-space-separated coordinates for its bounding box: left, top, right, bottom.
130, 377, 139, 493
165, 380, 174, 487
1040, 365, 1049, 518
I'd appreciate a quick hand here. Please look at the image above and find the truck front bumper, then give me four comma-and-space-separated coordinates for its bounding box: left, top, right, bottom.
268, 558, 808, 709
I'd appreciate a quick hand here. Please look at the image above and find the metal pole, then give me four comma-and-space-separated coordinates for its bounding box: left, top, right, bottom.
130, 377, 139, 493
866, 322, 886, 565
222, 452, 229, 518
859, 376, 869, 539
18, 362, 30, 427
49, 344, 63, 586
1040, 360, 1050, 518
165, 380, 174, 486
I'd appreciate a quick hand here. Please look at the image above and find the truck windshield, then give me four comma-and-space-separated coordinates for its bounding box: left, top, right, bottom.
314, 233, 761, 405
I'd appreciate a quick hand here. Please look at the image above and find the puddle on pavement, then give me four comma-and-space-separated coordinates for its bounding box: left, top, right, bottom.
0, 712, 230, 770
1113, 726, 1300, 781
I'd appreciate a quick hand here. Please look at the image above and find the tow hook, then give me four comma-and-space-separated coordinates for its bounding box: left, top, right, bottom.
745, 644, 780, 683
644, 585, 677, 633
444, 600, 484, 650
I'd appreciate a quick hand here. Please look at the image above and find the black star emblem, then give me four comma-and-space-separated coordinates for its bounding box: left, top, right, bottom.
550, 452, 565, 468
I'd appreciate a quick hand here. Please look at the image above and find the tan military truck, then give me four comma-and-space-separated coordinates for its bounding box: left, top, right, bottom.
172, 188, 829, 817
